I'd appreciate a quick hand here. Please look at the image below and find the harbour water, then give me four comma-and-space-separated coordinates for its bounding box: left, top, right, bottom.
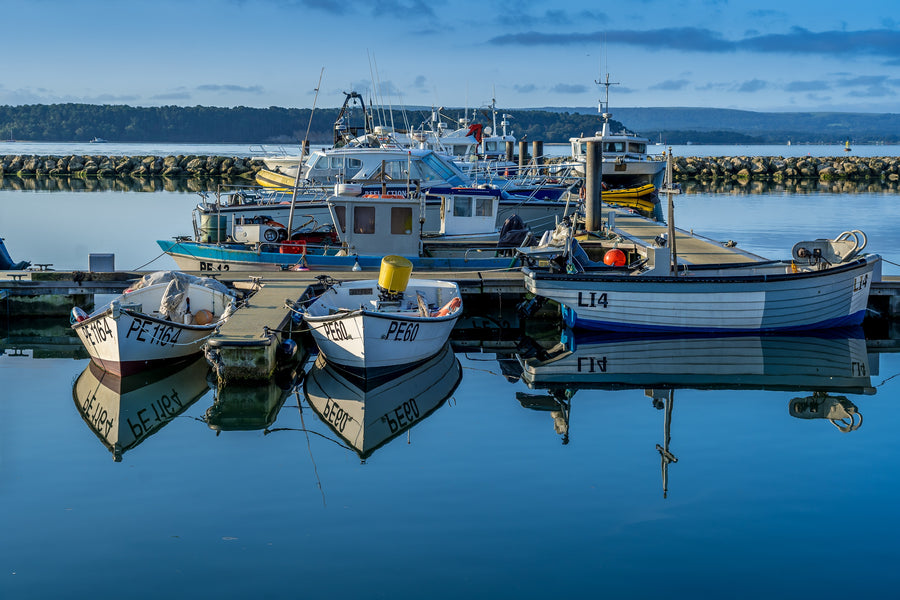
3, 155, 900, 598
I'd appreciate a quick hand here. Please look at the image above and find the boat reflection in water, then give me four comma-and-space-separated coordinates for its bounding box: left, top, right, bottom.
304, 343, 462, 460
205, 377, 294, 433
72, 356, 212, 461
516, 329, 876, 496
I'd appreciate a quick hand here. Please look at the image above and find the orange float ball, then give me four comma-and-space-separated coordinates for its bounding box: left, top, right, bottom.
603, 249, 627, 267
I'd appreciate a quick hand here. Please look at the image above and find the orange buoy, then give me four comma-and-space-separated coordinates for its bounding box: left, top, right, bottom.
193, 309, 214, 325
603, 249, 627, 267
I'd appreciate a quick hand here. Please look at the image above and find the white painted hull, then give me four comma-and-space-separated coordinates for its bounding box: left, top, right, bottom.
304, 343, 461, 458
304, 278, 462, 374
524, 255, 879, 333
72, 279, 235, 376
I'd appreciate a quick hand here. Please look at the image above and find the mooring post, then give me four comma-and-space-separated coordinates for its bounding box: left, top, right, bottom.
505, 141, 514, 163
518, 140, 528, 175
584, 141, 602, 232
531, 140, 543, 177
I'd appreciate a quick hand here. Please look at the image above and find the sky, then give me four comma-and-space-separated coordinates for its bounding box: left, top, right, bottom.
1, 0, 898, 113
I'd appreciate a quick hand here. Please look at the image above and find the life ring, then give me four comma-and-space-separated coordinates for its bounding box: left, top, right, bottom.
433, 296, 461, 317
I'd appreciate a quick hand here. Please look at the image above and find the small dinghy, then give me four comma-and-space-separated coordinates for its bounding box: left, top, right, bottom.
302, 256, 463, 376
71, 271, 238, 376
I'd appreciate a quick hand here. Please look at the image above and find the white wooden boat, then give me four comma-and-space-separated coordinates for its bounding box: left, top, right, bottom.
71, 271, 238, 376
302, 257, 463, 375
304, 342, 461, 458
521, 229, 881, 333
72, 356, 211, 461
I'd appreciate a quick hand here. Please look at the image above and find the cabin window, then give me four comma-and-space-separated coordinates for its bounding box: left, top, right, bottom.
421, 152, 466, 186
391, 207, 413, 235
474, 197, 493, 217
628, 143, 646, 154
453, 196, 473, 217
604, 142, 626, 153
333, 206, 346, 233
353, 206, 376, 234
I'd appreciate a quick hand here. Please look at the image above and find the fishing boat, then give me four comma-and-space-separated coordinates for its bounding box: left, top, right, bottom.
304, 342, 461, 459
159, 186, 536, 272
569, 74, 666, 189
300, 256, 463, 375
71, 271, 239, 376
72, 356, 211, 461
519, 226, 880, 333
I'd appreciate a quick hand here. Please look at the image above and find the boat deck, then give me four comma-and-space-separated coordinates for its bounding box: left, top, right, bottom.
603, 206, 767, 265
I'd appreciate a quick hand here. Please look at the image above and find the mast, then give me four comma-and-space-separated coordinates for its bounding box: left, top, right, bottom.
595, 73, 619, 137
288, 68, 324, 238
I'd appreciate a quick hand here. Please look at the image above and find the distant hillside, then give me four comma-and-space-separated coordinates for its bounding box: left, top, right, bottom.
538, 106, 900, 144
1, 103, 897, 145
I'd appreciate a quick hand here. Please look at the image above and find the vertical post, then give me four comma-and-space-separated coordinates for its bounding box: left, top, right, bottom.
518, 140, 528, 176
584, 141, 602, 232
665, 148, 678, 275
531, 140, 543, 177
505, 141, 514, 163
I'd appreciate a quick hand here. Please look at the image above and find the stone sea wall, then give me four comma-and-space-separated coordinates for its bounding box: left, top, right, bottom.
672, 155, 900, 182
2, 153, 900, 183
0, 154, 267, 179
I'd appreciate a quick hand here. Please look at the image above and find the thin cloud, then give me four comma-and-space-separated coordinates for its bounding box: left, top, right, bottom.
785, 80, 830, 92
513, 84, 538, 94
196, 84, 264, 94
150, 92, 192, 101
489, 27, 900, 58
550, 83, 589, 94
737, 79, 768, 93
649, 79, 690, 91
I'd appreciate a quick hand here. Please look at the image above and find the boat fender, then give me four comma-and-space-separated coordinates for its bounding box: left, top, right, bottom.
70, 306, 88, 324
433, 296, 461, 317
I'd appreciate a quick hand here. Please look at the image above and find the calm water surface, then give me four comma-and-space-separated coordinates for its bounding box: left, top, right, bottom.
3, 184, 900, 598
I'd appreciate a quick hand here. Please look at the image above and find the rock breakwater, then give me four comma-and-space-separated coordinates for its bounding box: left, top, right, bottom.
0, 154, 267, 179
672, 155, 900, 182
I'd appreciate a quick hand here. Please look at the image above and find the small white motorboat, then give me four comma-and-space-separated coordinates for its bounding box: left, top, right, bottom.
71, 271, 238, 376
302, 256, 463, 375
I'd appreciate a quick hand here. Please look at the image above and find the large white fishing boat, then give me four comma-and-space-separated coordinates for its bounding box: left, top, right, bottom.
569, 74, 666, 189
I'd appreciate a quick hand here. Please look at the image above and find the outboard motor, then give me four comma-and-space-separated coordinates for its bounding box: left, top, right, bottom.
498, 214, 533, 248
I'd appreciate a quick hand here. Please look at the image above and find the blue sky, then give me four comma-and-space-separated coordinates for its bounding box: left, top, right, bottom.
2, 0, 898, 112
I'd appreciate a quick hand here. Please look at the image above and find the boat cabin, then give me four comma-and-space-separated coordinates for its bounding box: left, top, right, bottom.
301, 147, 470, 188
326, 188, 501, 256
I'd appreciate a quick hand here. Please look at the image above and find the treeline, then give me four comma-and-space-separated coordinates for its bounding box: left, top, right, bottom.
0, 103, 628, 144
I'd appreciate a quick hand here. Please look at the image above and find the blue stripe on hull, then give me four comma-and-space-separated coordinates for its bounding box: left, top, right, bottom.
561, 305, 867, 333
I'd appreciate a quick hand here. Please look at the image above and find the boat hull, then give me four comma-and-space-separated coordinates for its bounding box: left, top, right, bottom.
523, 255, 879, 333
304, 279, 462, 375
73, 309, 219, 376
72, 277, 234, 376
157, 239, 522, 272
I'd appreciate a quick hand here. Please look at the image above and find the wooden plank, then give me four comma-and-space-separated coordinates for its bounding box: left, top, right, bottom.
605, 207, 768, 265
